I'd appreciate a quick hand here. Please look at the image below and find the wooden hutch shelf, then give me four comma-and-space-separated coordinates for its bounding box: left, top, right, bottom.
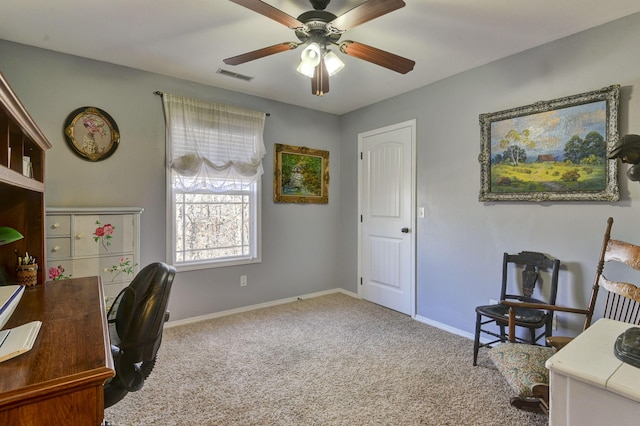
0, 72, 51, 285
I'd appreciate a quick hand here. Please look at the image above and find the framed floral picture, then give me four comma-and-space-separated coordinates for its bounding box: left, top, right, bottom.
64, 106, 120, 161
274, 144, 329, 204
479, 85, 620, 202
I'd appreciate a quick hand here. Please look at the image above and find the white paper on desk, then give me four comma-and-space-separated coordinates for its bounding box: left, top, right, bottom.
0, 285, 25, 330
0, 321, 42, 363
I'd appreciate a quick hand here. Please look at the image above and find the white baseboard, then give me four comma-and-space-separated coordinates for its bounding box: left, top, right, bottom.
415, 315, 475, 341
165, 288, 359, 329
415, 314, 502, 345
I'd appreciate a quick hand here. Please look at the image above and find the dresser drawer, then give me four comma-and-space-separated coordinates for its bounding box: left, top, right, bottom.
46, 254, 136, 288
74, 214, 135, 256
46, 215, 71, 236
46, 237, 71, 260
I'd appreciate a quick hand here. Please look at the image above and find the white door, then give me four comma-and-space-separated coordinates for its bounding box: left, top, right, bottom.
358, 120, 416, 316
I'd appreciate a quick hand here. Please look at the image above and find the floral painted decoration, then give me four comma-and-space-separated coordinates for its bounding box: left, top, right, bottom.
48, 265, 71, 281
94, 220, 115, 250
80, 115, 107, 155
105, 257, 136, 282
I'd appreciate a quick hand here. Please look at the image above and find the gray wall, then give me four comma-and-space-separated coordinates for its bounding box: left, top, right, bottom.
0, 40, 341, 322
2, 11, 640, 336
339, 12, 640, 336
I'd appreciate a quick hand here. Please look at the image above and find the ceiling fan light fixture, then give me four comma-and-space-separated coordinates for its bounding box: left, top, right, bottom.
296, 61, 316, 78
300, 42, 321, 67
323, 50, 344, 76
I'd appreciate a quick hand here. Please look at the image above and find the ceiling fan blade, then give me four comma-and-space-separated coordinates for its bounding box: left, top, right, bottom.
230, 0, 303, 28
311, 58, 329, 96
339, 41, 415, 74
224, 42, 300, 65
330, 0, 406, 31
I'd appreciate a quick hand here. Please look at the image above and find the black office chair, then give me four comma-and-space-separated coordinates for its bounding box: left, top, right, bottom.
104, 261, 176, 409
472, 251, 560, 366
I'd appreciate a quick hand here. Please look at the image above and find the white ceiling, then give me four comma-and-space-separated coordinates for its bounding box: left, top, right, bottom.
2, 0, 640, 115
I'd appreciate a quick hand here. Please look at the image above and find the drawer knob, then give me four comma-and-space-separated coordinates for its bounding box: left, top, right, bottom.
52, 222, 60, 229
52, 245, 60, 252
76, 233, 85, 240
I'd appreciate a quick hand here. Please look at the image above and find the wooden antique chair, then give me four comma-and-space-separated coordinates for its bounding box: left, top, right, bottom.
489, 217, 640, 414
473, 251, 561, 366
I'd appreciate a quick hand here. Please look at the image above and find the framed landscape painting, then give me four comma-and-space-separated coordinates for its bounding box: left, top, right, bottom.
479, 85, 620, 202
274, 143, 329, 204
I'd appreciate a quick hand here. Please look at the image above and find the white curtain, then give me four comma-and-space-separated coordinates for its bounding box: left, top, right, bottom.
162, 93, 267, 191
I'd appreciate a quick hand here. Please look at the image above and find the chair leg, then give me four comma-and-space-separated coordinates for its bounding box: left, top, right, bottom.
532, 384, 550, 415
545, 318, 553, 343
510, 396, 546, 414
529, 327, 536, 345
508, 372, 550, 415
473, 312, 482, 366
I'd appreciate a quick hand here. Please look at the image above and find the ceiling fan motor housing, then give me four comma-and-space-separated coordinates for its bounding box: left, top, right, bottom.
295, 10, 341, 45
309, 0, 331, 10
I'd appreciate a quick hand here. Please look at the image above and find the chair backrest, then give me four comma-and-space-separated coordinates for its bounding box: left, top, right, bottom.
585, 217, 640, 329
501, 251, 561, 305
109, 261, 176, 362
505, 218, 640, 343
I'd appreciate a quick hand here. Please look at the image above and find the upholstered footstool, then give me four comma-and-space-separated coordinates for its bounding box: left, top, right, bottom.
489, 342, 556, 411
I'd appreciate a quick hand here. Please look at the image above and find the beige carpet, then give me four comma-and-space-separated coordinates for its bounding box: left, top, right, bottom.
105, 293, 547, 425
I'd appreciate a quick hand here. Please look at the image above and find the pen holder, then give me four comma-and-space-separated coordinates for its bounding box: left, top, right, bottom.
16, 264, 38, 287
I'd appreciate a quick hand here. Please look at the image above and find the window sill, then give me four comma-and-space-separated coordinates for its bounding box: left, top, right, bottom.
173, 256, 261, 272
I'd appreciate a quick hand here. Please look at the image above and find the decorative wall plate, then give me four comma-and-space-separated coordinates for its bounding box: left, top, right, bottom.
64, 106, 119, 161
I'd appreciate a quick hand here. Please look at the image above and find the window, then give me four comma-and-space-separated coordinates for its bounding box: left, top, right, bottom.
174, 184, 257, 264
162, 94, 266, 269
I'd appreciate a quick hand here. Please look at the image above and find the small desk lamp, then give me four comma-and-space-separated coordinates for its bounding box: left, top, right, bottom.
0, 226, 24, 285
0, 227, 23, 246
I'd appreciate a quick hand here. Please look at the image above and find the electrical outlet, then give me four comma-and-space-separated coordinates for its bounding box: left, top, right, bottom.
490, 299, 498, 305
240, 275, 247, 287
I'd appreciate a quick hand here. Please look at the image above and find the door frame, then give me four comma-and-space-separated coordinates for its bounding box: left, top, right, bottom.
357, 119, 417, 317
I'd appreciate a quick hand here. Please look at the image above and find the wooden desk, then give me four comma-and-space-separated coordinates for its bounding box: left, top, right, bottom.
0, 277, 114, 425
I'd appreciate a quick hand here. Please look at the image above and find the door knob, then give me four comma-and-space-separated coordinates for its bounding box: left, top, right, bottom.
401, 227, 409, 233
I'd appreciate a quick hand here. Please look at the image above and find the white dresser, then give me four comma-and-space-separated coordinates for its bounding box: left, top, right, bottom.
546, 318, 640, 425
45, 207, 143, 305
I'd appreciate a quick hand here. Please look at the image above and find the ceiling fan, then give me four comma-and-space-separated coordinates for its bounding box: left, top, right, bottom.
224, 0, 415, 96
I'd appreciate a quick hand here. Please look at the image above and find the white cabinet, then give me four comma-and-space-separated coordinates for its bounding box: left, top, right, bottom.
546, 318, 640, 426
45, 207, 143, 304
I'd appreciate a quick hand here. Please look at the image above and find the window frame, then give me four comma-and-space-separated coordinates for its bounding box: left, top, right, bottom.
167, 174, 262, 272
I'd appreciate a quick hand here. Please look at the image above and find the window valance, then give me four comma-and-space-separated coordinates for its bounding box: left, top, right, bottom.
162, 93, 267, 191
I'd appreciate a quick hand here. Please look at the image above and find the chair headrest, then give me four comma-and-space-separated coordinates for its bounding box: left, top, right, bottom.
112, 262, 176, 362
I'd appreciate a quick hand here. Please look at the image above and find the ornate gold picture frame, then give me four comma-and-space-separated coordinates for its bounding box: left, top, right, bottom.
479, 85, 620, 202
64, 106, 120, 161
274, 144, 329, 204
